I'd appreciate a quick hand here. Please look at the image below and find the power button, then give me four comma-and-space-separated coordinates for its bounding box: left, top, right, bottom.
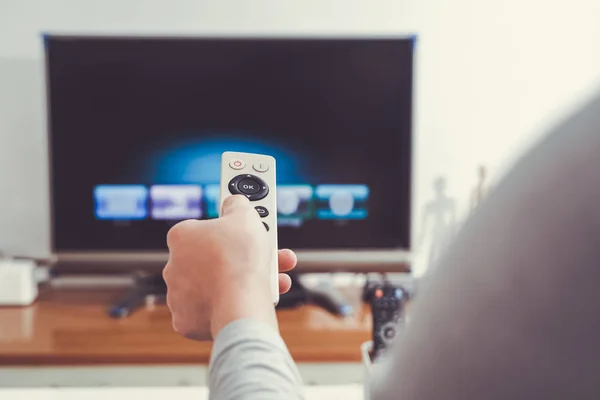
229, 159, 245, 170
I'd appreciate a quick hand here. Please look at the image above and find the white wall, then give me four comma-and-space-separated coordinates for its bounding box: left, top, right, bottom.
1, 0, 599, 267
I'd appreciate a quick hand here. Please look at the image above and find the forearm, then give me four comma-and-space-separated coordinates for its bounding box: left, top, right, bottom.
209, 319, 304, 400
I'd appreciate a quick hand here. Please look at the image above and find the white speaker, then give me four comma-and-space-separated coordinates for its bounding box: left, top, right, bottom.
0, 258, 38, 306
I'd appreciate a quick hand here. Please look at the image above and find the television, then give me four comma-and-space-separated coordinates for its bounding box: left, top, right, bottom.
44, 35, 414, 272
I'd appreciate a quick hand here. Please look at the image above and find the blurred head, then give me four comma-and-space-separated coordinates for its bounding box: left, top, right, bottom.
478, 165, 487, 180
434, 177, 446, 194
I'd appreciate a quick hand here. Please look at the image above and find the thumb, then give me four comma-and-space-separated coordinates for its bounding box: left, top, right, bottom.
221, 194, 252, 216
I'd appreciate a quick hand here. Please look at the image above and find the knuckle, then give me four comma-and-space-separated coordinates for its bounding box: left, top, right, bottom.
172, 318, 188, 336
162, 263, 170, 281
172, 318, 181, 334
166, 219, 196, 247
166, 227, 181, 248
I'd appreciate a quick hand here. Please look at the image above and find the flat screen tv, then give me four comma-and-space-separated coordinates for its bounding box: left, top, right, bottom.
44, 35, 414, 271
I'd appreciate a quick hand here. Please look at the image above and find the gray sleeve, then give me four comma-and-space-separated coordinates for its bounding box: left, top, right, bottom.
209, 319, 305, 400
371, 95, 600, 399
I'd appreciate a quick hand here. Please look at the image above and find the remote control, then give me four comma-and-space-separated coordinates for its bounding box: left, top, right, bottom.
219, 151, 279, 305
370, 283, 407, 360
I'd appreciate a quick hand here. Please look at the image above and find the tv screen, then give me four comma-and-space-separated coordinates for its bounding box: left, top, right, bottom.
45, 36, 413, 254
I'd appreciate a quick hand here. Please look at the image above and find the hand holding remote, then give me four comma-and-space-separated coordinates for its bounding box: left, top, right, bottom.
163, 195, 296, 341
220, 151, 280, 304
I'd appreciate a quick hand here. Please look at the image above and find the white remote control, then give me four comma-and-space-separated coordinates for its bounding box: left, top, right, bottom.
219, 151, 279, 305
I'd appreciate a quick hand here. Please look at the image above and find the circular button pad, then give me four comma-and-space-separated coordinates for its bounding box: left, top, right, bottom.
228, 174, 269, 201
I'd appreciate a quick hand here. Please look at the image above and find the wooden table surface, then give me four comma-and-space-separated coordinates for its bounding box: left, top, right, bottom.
0, 286, 371, 366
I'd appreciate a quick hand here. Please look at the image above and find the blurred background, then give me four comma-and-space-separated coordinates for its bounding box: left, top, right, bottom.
0, 0, 599, 398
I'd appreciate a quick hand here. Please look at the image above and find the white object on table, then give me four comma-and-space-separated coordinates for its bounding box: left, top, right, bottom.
0, 258, 38, 306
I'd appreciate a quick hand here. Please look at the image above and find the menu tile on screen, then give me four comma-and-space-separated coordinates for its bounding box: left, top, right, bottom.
315, 184, 369, 220
277, 185, 313, 217
150, 185, 203, 220
94, 185, 148, 220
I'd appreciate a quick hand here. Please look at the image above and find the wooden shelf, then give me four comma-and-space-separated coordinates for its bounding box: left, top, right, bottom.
0, 286, 371, 366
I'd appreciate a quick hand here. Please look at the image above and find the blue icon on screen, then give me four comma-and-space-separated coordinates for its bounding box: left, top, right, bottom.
314, 184, 369, 220
94, 185, 148, 220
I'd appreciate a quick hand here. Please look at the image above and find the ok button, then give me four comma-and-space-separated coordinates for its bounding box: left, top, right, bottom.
228, 174, 269, 201
238, 179, 260, 195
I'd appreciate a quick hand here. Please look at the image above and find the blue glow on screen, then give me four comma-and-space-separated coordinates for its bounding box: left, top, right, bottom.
204, 184, 221, 218
150, 137, 303, 184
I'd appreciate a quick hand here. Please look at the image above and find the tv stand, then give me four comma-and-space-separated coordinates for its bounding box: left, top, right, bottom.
108, 271, 354, 318
108, 272, 166, 318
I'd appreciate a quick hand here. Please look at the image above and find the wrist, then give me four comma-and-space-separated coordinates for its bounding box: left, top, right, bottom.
210, 278, 278, 338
